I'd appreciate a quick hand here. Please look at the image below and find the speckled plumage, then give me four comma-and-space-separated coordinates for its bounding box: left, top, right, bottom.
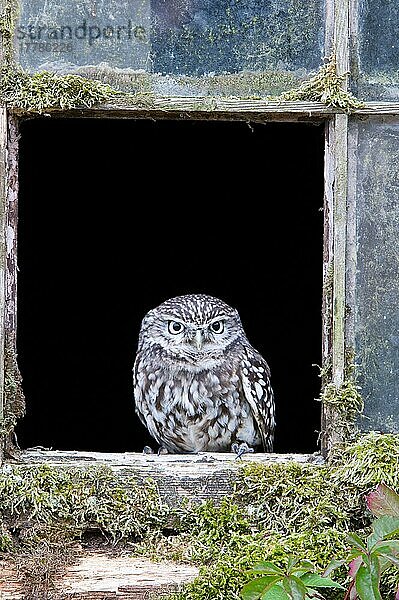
133, 294, 275, 454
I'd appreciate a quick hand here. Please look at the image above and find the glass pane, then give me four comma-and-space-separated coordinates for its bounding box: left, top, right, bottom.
353, 119, 399, 432
15, 0, 325, 97
16, 0, 152, 72
355, 0, 399, 100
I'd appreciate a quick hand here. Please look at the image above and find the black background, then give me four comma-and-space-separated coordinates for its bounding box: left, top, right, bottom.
16, 118, 324, 453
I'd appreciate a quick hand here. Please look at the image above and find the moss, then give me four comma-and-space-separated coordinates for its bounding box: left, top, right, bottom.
233, 462, 349, 535
0, 3, 362, 113
0, 0, 19, 65
0, 463, 172, 596
1, 434, 399, 598
279, 54, 365, 112
0, 463, 170, 541
0, 0, 125, 112
1, 341, 25, 456
0, 522, 13, 551
0, 0, 362, 113
164, 433, 399, 600
331, 432, 399, 489
78, 57, 364, 112
0, 67, 124, 112
321, 378, 364, 442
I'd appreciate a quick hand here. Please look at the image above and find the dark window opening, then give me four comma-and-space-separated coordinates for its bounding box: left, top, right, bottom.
16, 118, 324, 454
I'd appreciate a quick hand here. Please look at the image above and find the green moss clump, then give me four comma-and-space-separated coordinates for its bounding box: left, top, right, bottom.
321, 378, 364, 443
0, 463, 170, 542
164, 433, 399, 600
0, 1, 124, 112
1, 434, 399, 599
280, 54, 365, 112
0, 67, 122, 112
0, 464, 172, 596
1, 342, 25, 444
233, 462, 349, 535
331, 432, 399, 489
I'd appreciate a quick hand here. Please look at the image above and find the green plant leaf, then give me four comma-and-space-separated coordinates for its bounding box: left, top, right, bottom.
355, 558, 382, 600
349, 555, 363, 578
250, 562, 285, 575
347, 548, 363, 561
241, 576, 282, 600
323, 558, 346, 577
348, 532, 367, 552
373, 540, 399, 571
262, 584, 291, 600
366, 483, 399, 517
368, 515, 399, 549
378, 552, 399, 568
282, 575, 308, 600
373, 540, 399, 554
287, 556, 299, 571
301, 572, 344, 589
296, 559, 315, 572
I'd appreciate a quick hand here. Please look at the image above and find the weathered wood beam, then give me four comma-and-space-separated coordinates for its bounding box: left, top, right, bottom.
11, 99, 334, 120
0, 107, 6, 441
321, 0, 350, 456
0, 553, 199, 599
16, 450, 322, 505
332, 112, 348, 388
1, 450, 322, 598
332, 0, 349, 388
12, 100, 399, 125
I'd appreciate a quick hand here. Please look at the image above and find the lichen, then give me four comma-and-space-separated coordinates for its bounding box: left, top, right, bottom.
177, 70, 304, 98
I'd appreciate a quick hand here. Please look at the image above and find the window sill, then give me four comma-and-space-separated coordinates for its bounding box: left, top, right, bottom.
12, 449, 324, 504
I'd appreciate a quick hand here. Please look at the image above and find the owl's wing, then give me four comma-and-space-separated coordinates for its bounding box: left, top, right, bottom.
239, 346, 275, 452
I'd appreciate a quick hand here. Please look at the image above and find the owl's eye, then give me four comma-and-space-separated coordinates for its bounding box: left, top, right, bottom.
168, 321, 184, 335
210, 321, 224, 334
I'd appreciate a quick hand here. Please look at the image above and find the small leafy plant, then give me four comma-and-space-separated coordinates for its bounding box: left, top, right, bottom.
241, 483, 399, 600
241, 556, 344, 599
327, 482, 399, 600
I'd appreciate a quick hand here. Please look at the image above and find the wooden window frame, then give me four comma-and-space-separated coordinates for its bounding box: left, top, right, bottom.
1, 0, 398, 465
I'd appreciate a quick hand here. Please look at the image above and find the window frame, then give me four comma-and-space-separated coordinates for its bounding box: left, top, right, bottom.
1, 0, 397, 461
0, 104, 339, 461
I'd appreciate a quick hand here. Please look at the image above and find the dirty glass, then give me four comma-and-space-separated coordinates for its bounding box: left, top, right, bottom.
353, 119, 399, 433
15, 0, 325, 97
355, 0, 399, 100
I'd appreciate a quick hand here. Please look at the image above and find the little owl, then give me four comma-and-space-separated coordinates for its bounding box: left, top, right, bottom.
133, 294, 275, 457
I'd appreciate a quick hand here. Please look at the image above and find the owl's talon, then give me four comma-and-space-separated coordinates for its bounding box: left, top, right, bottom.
143, 445, 154, 454
157, 446, 169, 455
232, 442, 254, 460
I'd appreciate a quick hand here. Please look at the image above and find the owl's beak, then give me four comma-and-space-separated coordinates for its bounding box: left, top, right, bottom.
194, 329, 203, 351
